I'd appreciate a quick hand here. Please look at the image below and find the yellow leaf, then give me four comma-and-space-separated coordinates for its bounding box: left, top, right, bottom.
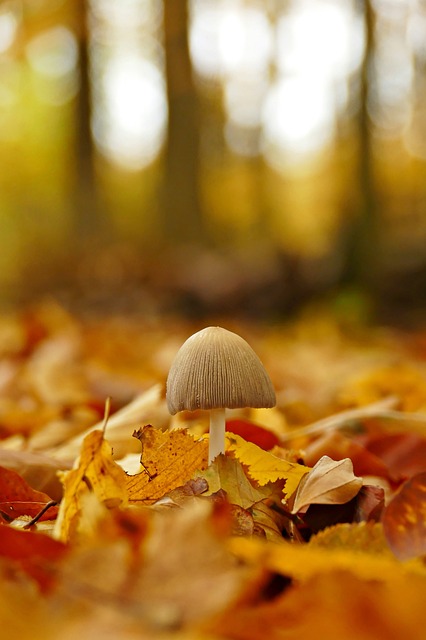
225, 432, 310, 496
199, 455, 274, 509
54, 430, 128, 542
228, 535, 426, 584
309, 521, 392, 555
291, 455, 363, 514
126, 426, 209, 505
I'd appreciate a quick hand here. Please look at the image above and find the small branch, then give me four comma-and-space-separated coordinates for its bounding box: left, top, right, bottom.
23, 500, 58, 529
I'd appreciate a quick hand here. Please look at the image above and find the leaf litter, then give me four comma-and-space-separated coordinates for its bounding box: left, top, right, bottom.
0, 302, 425, 638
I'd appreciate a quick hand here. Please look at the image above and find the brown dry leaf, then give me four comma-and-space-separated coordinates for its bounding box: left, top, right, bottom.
382, 472, 426, 560
225, 432, 310, 496
291, 455, 363, 514
126, 425, 209, 505
54, 430, 129, 541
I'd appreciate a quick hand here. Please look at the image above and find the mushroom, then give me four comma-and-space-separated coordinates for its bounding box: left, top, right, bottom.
166, 326, 276, 463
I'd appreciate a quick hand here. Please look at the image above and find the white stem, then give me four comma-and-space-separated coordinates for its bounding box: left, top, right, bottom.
209, 408, 226, 463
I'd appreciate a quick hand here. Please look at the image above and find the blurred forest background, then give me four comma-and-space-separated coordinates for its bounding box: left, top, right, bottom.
1, 0, 426, 319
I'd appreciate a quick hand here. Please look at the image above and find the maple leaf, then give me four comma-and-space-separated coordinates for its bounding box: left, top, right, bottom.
290, 455, 363, 514
54, 430, 129, 542
126, 425, 209, 505
0, 465, 58, 523
225, 432, 310, 497
382, 471, 426, 560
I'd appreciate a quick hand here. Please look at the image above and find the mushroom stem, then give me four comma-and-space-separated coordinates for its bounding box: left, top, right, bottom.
209, 407, 226, 463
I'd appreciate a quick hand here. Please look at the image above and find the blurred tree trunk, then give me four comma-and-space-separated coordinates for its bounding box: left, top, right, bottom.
162, 0, 205, 243
341, 0, 377, 286
72, 0, 104, 243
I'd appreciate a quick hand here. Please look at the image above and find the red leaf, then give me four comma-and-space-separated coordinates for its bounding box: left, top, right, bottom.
0, 526, 67, 591
382, 472, 426, 560
226, 419, 280, 450
0, 465, 58, 522
304, 431, 390, 481
357, 432, 426, 482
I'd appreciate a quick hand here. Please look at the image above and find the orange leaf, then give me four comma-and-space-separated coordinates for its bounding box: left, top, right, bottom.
126, 425, 209, 505
382, 472, 426, 560
0, 466, 58, 522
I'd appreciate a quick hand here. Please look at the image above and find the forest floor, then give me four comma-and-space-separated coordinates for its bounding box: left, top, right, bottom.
0, 298, 425, 639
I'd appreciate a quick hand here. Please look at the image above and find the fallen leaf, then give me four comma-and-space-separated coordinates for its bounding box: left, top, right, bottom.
200, 455, 274, 510
309, 521, 391, 554
291, 455, 363, 514
198, 456, 288, 540
226, 419, 280, 450
54, 430, 129, 541
50, 385, 168, 461
126, 425, 209, 505
225, 432, 309, 496
357, 431, 426, 481
304, 430, 390, 480
0, 525, 67, 591
0, 466, 58, 522
228, 534, 426, 584
211, 569, 426, 640
57, 499, 258, 630
382, 471, 426, 560
0, 449, 71, 502
354, 484, 385, 522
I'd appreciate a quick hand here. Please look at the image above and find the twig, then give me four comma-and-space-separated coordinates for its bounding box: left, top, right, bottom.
280, 396, 399, 442
23, 500, 58, 529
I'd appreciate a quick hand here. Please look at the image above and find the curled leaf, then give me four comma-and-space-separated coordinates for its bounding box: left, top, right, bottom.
291, 455, 363, 514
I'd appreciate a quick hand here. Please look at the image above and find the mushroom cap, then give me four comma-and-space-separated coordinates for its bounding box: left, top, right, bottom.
166, 326, 276, 414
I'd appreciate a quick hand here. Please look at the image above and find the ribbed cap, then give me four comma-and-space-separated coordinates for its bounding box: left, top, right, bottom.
166, 326, 276, 414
